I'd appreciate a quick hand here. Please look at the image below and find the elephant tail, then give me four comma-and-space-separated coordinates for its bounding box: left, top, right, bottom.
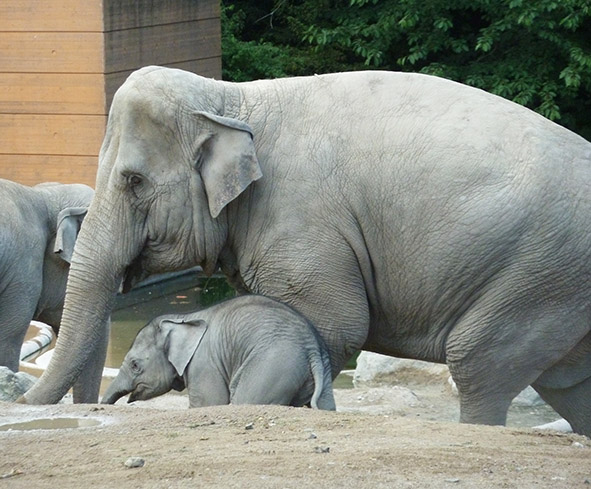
308, 347, 336, 411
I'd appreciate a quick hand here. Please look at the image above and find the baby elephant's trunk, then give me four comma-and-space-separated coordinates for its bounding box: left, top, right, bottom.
101, 373, 132, 404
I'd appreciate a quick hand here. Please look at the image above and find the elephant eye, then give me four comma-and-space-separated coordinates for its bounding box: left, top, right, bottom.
129, 360, 141, 373
127, 174, 143, 187
124, 173, 145, 198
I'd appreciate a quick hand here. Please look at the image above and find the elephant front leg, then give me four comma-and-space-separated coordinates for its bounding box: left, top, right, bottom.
73, 318, 110, 403
186, 368, 231, 407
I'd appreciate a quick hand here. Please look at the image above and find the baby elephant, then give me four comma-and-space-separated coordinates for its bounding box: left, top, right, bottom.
102, 295, 336, 410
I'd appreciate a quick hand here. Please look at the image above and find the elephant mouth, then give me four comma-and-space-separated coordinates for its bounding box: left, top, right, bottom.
122, 253, 149, 294
128, 385, 146, 403
101, 385, 132, 405
171, 376, 185, 392
128, 382, 162, 403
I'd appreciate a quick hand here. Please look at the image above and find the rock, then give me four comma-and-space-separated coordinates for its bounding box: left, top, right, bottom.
353, 352, 448, 386
0, 468, 24, 480
534, 417, 572, 433
0, 367, 36, 401
124, 457, 145, 468
511, 386, 546, 407
355, 352, 546, 408
447, 375, 459, 395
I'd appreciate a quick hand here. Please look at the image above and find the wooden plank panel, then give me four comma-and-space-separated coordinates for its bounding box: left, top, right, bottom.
0, 0, 103, 32
105, 57, 222, 110
104, 18, 220, 74
0, 73, 105, 115
104, 0, 219, 31
0, 114, 105, 156
0, 33, 104, 73
0, 155, 97, 187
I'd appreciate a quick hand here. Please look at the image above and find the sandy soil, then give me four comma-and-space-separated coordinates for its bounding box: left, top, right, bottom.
0, 375, 589, 489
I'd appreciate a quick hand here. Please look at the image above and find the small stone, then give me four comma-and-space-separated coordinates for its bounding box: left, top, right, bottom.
308, 432, 318, 439
124, 457, 145, 468
314, 446, 330, 454
444, 478, 460, 483
0, 469, 23, 479
245, 422, 254, 430
572, 441, 585, 449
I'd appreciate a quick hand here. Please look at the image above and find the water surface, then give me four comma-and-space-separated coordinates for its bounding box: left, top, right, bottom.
107, 271, 234, 367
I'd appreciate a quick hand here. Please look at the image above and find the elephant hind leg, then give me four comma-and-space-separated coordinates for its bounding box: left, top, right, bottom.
532, 376, 591, 437
229, 352, 309, 406
450, 375, 515, 426
446, 320, 543, 427
445, 297, 589, 427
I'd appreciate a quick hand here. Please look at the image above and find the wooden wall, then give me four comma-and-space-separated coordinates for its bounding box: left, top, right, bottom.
0, 0, 221, 187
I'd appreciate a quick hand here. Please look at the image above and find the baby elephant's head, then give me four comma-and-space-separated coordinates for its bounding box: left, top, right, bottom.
100, 316, 206, 404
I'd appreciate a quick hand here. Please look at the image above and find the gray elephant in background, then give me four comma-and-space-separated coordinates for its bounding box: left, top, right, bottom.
23, 67, 591, 437
0, 179, 93, 372
101, 295, 336, 410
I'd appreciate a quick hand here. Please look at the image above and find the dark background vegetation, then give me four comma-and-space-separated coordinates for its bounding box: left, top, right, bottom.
221, 0, 591, 139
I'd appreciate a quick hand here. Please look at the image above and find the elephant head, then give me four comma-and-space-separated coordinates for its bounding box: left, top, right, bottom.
101, 317, 206, 404
22, 66, 262, 403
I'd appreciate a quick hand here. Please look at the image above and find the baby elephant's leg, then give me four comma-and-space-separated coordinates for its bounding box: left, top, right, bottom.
187, 370, 231, 408
230, 351, 309, 406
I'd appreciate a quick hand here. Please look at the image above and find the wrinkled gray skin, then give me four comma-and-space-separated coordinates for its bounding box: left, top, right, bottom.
101, 295, 336, 410
0, 179, 93, 373
22, 67, 591, 436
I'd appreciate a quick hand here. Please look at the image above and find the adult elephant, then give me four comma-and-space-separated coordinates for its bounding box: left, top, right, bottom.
21, 67, 591, 435
0, 180, 93, 372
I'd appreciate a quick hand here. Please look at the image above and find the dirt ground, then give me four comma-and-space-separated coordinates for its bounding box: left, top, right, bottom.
0, 373, 589, 489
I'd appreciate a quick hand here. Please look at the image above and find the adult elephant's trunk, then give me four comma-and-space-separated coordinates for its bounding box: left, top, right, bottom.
21, 210, 132, 404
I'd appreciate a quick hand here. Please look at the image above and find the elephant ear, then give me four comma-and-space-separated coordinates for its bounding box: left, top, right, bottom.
160, 318, 208, 377
194, 111, 262, 218
53, 207, 88, 263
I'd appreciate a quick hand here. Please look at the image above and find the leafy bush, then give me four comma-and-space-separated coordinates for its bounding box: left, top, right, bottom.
222, 0, 591, 138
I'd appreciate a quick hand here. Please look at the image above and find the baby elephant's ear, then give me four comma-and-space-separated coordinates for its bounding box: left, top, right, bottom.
160, 318, 208, 377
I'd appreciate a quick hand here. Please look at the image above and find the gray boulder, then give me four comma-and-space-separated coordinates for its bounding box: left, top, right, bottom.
354, 352, 546, 407
0, 366, 36, 401
353, 352, 448, 386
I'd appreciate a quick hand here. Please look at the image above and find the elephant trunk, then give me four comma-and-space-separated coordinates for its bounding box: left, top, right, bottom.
101, 372, 133, 404
21, 210, 134, 404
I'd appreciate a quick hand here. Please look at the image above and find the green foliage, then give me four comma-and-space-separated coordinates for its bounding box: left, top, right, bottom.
221, 0, 365, 79
221, 4, 290, 81
221, 0, 591, 138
